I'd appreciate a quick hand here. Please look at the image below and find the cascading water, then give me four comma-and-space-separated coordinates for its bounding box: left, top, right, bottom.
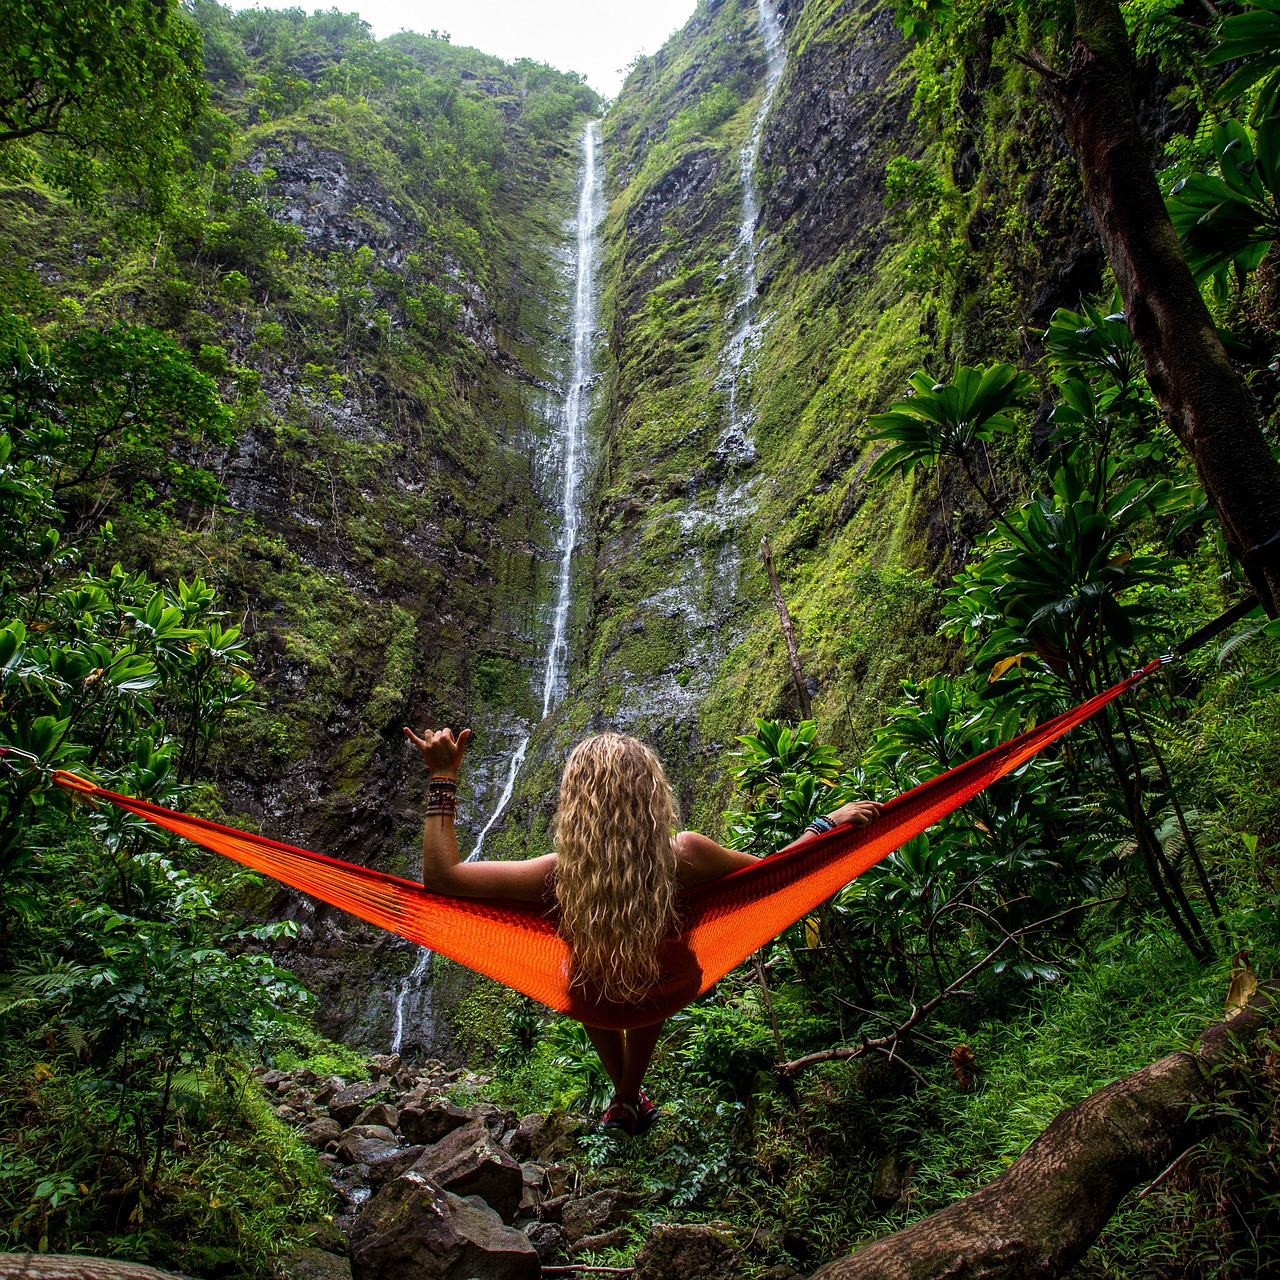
722, 0, 787, 458
389, 120, 603, 1056
616, 0, 787, 728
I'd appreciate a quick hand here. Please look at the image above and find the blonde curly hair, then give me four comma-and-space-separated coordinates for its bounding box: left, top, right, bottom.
553, 733, 681, 1005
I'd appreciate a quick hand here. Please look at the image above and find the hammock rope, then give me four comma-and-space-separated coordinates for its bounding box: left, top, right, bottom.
12, 656, 1169, 1029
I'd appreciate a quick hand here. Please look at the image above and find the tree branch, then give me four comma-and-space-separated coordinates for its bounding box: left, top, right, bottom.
778, 900, 1115, 1076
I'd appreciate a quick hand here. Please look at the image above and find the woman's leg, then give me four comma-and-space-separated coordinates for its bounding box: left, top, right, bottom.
618, 1019, 665, 1100
582, 1025, 626, 1092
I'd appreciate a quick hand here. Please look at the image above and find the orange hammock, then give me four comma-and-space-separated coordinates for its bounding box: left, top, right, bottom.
36, 661, 1159, 1029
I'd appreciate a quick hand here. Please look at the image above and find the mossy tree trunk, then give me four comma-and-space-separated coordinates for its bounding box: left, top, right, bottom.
810, 986, 1274, 1279
1045, 0, 1280, 615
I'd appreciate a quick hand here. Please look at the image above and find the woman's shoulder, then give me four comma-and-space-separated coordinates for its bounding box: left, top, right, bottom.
674, 830, 758, 888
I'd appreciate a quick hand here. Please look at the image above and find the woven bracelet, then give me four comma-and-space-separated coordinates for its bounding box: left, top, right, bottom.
805, 814, 836, 836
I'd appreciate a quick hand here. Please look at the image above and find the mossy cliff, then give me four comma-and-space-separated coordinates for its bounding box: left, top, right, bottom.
480, 0, 1133, 847
0, 6, 600, 1051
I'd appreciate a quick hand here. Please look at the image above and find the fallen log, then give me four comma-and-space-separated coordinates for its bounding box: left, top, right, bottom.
811, 980, 1275, 1279
0, 1259, 188, 1280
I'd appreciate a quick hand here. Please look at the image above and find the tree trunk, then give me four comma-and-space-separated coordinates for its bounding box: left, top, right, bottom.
0, 1259, 186, 1280
760, 535, 813, 718
809, 983, 1274, 1279
1050, 0, 1280, 615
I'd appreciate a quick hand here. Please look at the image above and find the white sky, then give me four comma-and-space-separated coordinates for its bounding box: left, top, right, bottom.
228, 1, 699, 97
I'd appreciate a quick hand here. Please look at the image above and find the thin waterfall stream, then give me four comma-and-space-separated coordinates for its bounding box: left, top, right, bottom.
723, 0, 787, 450
390, 120, 603, 1055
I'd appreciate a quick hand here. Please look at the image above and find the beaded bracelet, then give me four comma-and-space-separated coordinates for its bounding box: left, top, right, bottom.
425, 775, 458, 820
804, 814, 836, 836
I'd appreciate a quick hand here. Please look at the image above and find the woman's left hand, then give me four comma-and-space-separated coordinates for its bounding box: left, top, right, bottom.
404, 725, 471, 778
827, 800, 883, 828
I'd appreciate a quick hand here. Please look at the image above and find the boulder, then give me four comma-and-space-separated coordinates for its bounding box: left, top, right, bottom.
301, 1118, 343, 1148
561, 1188, 633, 1245
504, 1113, 545, 1159
365, 1053, 403, 1080
354, 1102, 400, 1130
398, 1100, 474, 1146
870, 1152, 912, 1209
271, 1247, 351, 1280
632, 1223, 743, 1280
366, 1144, 428, 1191
258, 1068, 291, 1092
329, 1082, 387, 1127
314, 1076, 346, 1106
544, 1163, 577, 1198
348, 1169, 539, 1280
412, 1120, 524, 1223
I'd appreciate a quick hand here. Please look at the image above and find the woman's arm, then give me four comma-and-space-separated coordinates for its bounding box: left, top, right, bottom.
403, 725, 556, 902
676, 799, 883, 888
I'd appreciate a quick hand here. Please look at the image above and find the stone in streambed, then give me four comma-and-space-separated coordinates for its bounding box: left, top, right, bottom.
365, 1144, 427, 1190
329, 1081, 388, 1127
302, 1117, 343, 1148
398, 1100, 474, 1146
412, 1120, 524, 1223
337, 1135, 400, 1166
348, 1169, 538, 1280
354, 1102, 399, 1130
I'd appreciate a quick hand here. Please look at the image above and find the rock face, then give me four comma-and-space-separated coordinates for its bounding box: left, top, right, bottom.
348, 1169, 539, 1280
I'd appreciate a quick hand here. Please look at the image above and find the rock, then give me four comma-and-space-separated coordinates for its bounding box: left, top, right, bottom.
271, 1246, 352, 1280
561, 1188, 633, 1245
343, 1124, 398, 1144
365, 1053, 402, 1081
314, 1076, 346, 1106
337, 1135, 400, 1166
354, 1102, 399, 1130
544, 1164, 577, 1198
300, 1219, 350, 1255
412, 1120, 524, 1223
521, 1220, 566, 1264
302, 1118, 344, 1148
391, 1068, 415, 1090
505, 1113, 545, 1159
632, 1223, 743, 1280
870, 1152, 912, 1209
329, 1082, 387, 1127
519, 1162, 544, 1187
575, 1226, 630, 1253
398, 1100, 474, 1146
516, 1185, 541, 1215
525, 1112, 580, 1162
331, 1164, 376, 1212
472, 1103, 517, 1137
538, 1194, 569, 1224
259, 1069, 291, 1092
296, 1067, 320, 1087
366, 1144, 427, 1190
348, 1169, 539, 1280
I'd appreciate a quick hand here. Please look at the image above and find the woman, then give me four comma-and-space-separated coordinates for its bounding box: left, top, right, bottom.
403, 724, 882, 1137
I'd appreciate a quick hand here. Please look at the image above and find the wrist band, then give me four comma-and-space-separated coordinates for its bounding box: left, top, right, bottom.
426, 776, 458, 821
805, 815, 836, 836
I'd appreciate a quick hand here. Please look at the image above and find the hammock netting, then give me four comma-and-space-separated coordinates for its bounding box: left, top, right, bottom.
42, 661, 1159, 1029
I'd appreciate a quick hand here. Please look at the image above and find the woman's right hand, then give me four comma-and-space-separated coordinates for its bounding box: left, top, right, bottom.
827, 800, 883, 828
403, 725, 471, 779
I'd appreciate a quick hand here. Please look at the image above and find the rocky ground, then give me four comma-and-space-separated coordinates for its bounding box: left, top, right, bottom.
256, 1053, 777, 1280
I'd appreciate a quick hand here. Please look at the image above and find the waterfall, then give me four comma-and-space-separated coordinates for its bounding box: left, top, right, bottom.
470, 116, 602, 861
387, 121, 602, 1053
722, 0, 787, 453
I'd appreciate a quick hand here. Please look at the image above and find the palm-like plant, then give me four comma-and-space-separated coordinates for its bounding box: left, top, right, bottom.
1166, 118, 1280, 300
863, 364, 1034, 516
